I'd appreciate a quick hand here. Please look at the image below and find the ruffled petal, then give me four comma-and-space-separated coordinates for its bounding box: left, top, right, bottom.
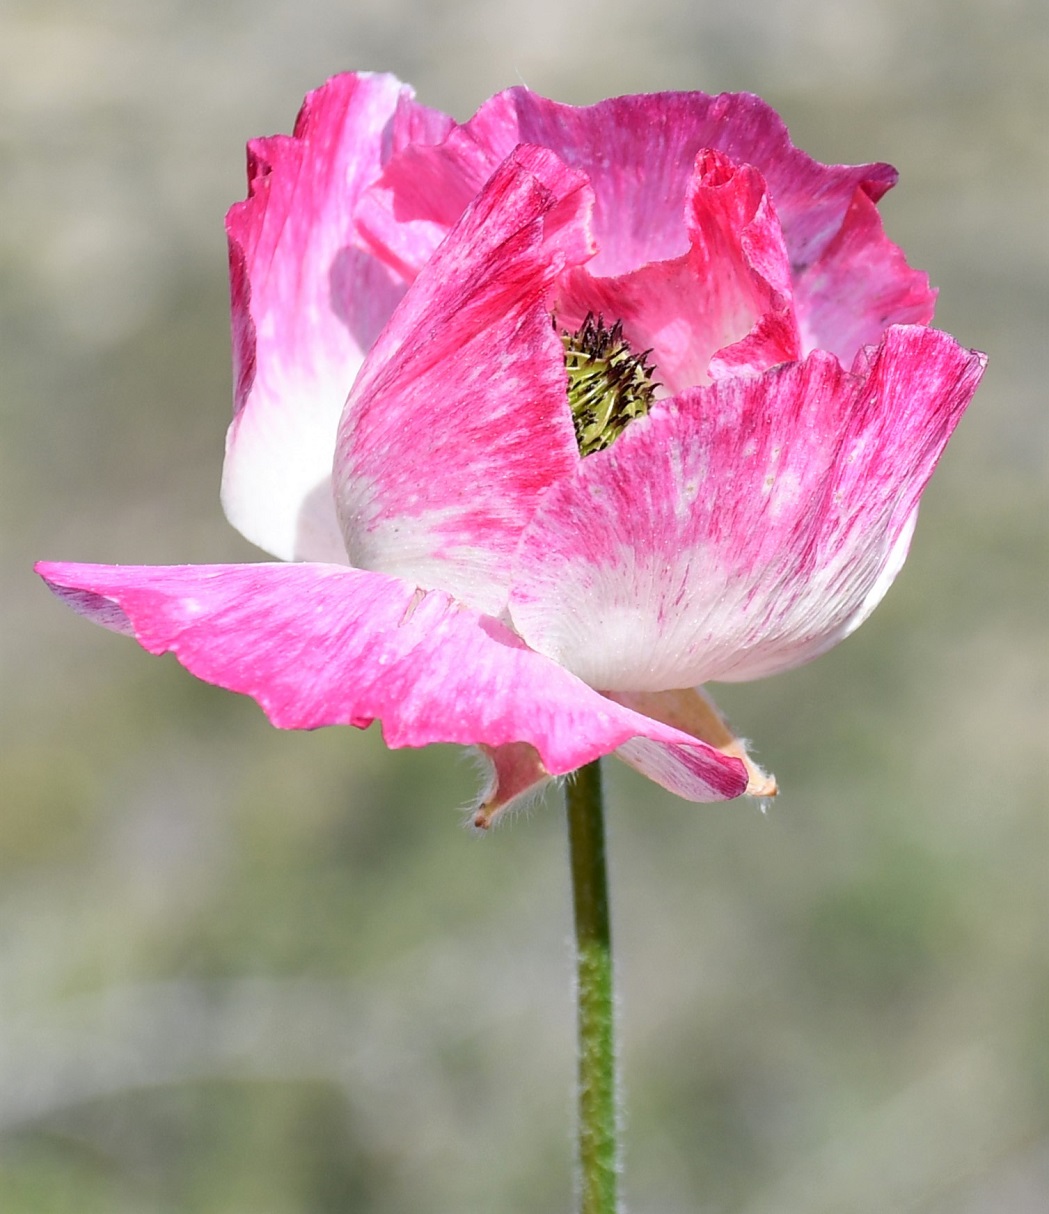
609, 688, 776, 801
223, 72, 440, 563
334, 145, 594, 617
34, 561, 748, 798
357, 88, 898, 282
795, 187, 937, 364
508, 326, 986, 690
556, 148, 800, 393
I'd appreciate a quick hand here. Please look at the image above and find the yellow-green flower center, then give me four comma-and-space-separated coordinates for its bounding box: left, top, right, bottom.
562, 314, 658, 457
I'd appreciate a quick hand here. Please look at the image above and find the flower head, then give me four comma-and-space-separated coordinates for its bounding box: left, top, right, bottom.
37, 74, 985, 826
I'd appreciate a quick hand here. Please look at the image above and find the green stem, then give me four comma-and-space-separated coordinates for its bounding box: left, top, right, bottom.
565, 759, 619, 1214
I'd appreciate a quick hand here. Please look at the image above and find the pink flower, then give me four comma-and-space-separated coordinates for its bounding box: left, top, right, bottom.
37, 74, 985, 826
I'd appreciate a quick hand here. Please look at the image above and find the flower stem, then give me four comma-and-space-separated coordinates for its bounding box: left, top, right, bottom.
565, 759, 619, 1214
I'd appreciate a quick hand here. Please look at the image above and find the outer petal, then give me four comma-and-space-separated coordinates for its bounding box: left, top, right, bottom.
357, 88, 898, 281
222, 73, 447, 563
610, 688, 777, 801
795, 188, 936, 364
556, 149, 800, 393
333, 145, 594, 618
508, 327, 986, 690
34, 562, 748, 798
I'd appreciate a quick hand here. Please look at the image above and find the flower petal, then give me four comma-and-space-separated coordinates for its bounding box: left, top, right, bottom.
222, 72, 442, 563
357, 88, 898, 281
334, 145, 594, 617
795, 187, 937, 364
353, 119, 495, 282
34, 561, 748, 798
508, 326, 986, 690
609, 688, 777, 801
556, 148, 800, 393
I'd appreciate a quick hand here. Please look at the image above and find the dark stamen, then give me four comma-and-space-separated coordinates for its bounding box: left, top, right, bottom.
561, 313, 658, 457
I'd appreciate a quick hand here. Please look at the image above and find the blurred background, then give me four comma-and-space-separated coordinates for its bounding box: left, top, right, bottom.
2, 0, 1046, 1210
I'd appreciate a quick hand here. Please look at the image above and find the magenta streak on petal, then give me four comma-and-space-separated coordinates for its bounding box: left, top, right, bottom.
508, 326, 986, 692
608, 687, 777, 801
33, 561, 748, 798
333, 145, 595, 618
615, 736, 748, 803
222, 72, 448, 565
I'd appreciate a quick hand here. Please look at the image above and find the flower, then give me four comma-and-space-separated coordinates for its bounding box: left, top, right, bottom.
36, 73, 985, 826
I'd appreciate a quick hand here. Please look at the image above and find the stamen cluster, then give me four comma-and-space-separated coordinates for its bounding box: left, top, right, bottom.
562, 314, 658, 457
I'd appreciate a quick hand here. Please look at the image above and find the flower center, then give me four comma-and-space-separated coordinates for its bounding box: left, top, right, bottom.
561, 314, 657, 457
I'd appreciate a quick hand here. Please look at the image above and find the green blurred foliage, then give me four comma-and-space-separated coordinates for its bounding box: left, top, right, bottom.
2, 0, 1046, 1210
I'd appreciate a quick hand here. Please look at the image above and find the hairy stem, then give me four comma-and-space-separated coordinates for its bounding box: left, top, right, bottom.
565, 759, 619, 1214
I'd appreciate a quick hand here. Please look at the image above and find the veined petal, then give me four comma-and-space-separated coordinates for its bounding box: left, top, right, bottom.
795, 188, 937, 363
334, 145, 594, 618
508, 327, 986, 690
222, 72, 441, 563
34, 562, 747, 797
557, 149, 800, 393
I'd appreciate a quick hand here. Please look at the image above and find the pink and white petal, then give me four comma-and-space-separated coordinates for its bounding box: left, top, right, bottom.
609, 688, 777, 800
508, 326, 986, 690
334, 145, 595, 618
556, 149, 799, 393
795, 188, 937, 364
223, 72, 439, 563
34, 561, 748, 799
